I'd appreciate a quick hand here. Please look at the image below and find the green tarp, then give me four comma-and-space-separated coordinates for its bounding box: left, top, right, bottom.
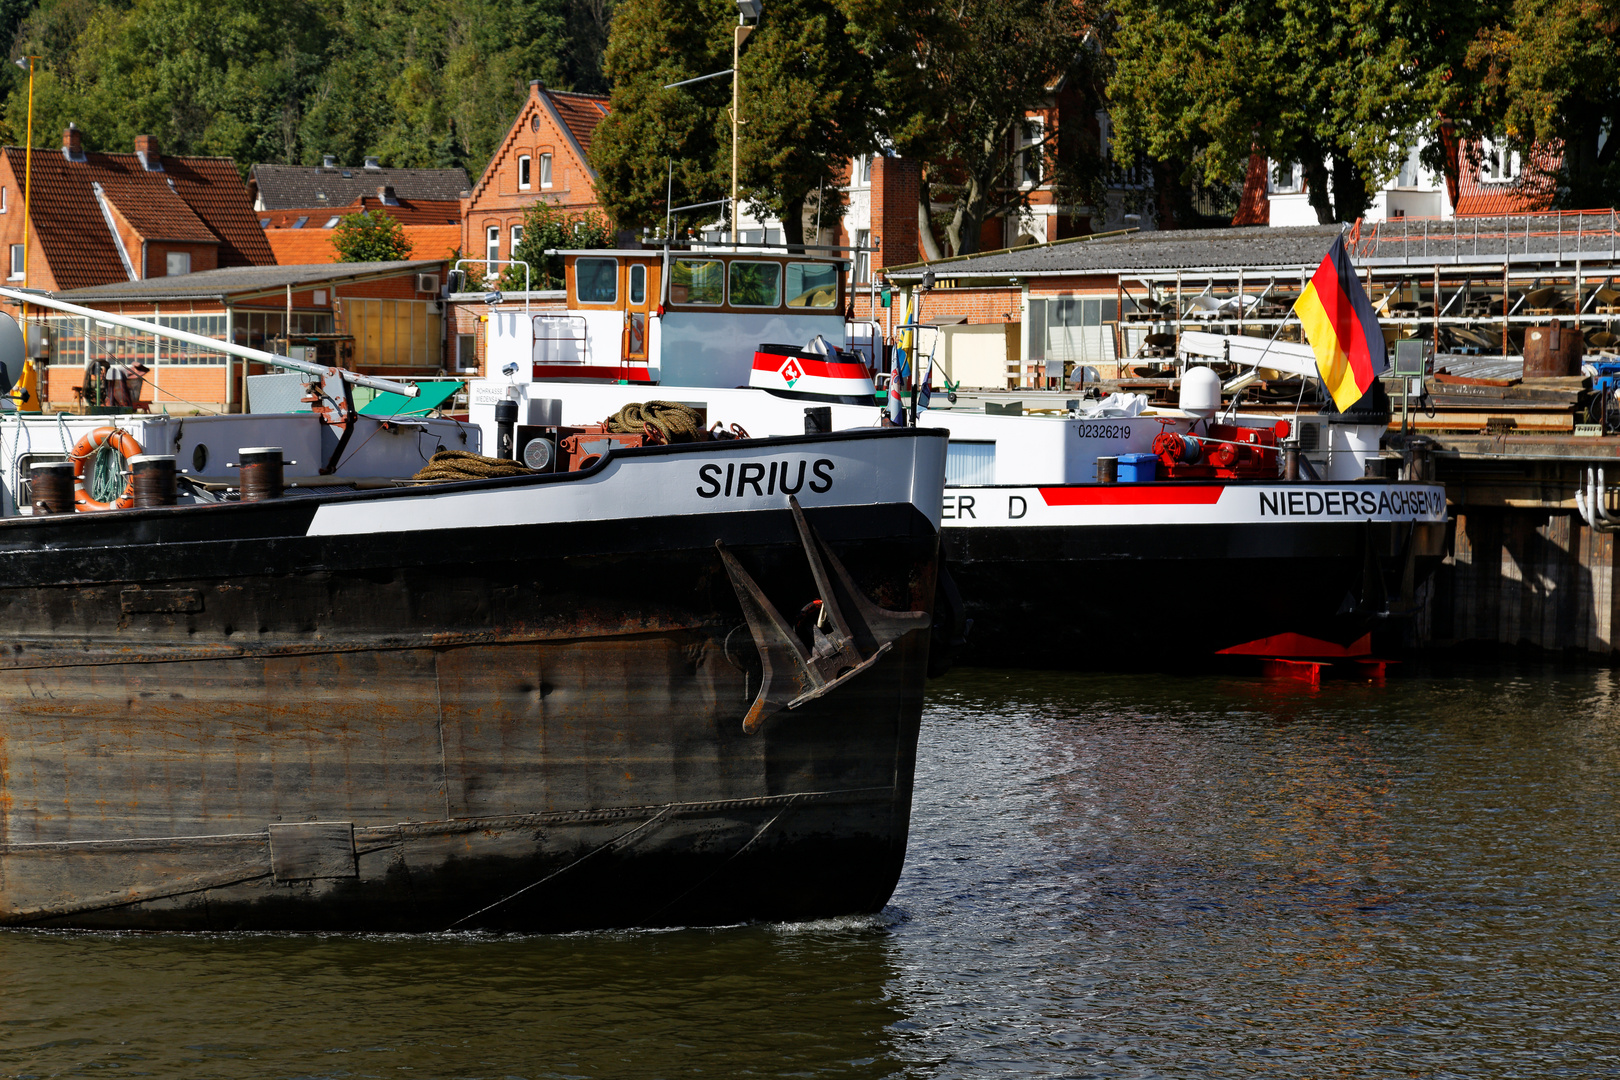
357, 380, 464, 417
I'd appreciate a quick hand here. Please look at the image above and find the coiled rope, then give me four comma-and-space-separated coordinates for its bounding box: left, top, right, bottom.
410, 450, 536, 484
605, 401, 704, 443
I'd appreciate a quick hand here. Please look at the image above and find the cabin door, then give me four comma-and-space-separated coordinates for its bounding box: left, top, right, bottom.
624, 263, 650, 363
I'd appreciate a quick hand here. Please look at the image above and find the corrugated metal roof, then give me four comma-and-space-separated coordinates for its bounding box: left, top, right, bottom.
885, 225, 1346, 280
49, 260, 444, 301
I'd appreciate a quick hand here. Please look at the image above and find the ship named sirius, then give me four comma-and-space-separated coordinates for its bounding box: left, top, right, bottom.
0, 301, 947, 933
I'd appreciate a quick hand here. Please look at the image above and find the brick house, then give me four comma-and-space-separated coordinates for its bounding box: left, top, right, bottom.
0, 126, 273, 296
461, 81, 611, 277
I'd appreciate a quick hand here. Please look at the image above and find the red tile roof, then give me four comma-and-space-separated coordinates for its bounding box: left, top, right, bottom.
1452, 140, 1559, 217
1, 146, 273, 290
261, 197, 461, 228
545, 90, 611, 160
267, 223, 462, 265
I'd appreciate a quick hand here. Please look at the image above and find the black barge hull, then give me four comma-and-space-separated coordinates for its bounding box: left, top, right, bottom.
0, 430, 944, 932
939, 480, 1449, 668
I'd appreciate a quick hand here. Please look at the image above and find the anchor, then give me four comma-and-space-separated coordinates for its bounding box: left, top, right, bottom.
716, 495, 930, 734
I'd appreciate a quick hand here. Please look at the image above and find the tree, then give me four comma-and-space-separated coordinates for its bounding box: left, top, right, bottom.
735, 0, 877, 249
1107, 0, 1493, 223
504, 200, 614, 289
1466, 0, 1620, 208
842, 0, 1103, 256
332, 210, 413, 261
590, 0, 735, 235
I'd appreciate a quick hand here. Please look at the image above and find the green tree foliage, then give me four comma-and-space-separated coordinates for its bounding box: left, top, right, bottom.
842, 0, 1101, 256
1466, 0, 1619, 208
591, 0, 879, 248
1, 0, 606, 179
504, 200, 613, 289
589, 0, 735, 236
736, 0, 877, 248
1107, 0, 1464, 223
331, 209, 413, 261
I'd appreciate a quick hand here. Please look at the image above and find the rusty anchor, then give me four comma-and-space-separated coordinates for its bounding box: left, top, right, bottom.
716, 496, 929, 734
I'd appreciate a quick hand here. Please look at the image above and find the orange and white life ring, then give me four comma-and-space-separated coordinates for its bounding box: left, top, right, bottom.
71, 426, 143, 511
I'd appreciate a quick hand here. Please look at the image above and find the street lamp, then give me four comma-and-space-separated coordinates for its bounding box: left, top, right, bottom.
729, 1, 760, 249
12, 57, 37, 290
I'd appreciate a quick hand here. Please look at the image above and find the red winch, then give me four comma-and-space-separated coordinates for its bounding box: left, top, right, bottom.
1152, 420, 1291, 479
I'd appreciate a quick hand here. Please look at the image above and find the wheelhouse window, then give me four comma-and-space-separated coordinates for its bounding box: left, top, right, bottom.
518, 155, 531, 190
786, 262, 839, 308
670, 259, 723, 305
728, 261, 782, 307
628, 263, 646, 305
575, 257, 618, 304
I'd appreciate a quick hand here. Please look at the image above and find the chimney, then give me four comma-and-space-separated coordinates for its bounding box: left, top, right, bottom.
363, 156, 381, 170
134, 134, 163, 172
62, 123, 84, 162
322, 153, 337, 169
377, 184, 399, 206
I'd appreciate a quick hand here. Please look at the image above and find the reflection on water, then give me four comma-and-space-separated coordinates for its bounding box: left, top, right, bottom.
4, 663, 1620, 1078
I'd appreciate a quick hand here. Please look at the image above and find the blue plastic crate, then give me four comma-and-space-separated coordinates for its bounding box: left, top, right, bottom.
1117, 452, 1158, 483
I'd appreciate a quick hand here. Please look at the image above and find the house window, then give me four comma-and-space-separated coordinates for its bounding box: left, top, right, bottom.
1271, 162, 1305, 193
1396, 146, 1422, 189
854, 229, 871, 284
457, 333, 477, 370
322, 216, 340, 227
512, 224, 524, 252
540, 153, 553, 188
519, 155, 531, 190
486, 225, 500, 269
854, 155, 871, 186
8, 244, 22, 279
1019, 119, 1045, 186
1, 186, 7, 212
166, 251, 191, 276
1481, 138, 1521, 184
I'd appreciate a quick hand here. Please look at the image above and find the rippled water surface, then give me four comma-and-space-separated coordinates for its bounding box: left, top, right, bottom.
5, 664, 1620, 1078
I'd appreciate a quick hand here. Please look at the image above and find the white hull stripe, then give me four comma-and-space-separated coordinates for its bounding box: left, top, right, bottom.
939, 483, 1447, 527
307, 435, 947, 536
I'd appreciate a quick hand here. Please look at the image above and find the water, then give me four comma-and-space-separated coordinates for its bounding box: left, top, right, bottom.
4, 664, 1620, 1078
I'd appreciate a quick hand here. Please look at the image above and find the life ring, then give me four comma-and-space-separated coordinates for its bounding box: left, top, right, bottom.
71, 426, 143, 511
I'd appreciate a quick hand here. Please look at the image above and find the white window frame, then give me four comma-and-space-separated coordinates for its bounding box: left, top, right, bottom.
512, 225, 524, 253
540, 153, 553, 189
518, 155, 531, 190
8, 244, 23, 279
1480, 137, 1521, 184
854, 228, 871, 284
1, 186, 7, 213
166, 251, 191, 276
1019, 118, 1045, 187
854, 155, 871, 186
1395, 146, 1422, 189
486, 225, 500, 269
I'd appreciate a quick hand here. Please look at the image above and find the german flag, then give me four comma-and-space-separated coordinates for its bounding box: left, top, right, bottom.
1293, 235, 1386, 412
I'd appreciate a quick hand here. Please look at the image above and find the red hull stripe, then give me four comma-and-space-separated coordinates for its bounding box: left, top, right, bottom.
1039, 485, 1226, 506
752, 353, 869, 380
533, 364, 654, 382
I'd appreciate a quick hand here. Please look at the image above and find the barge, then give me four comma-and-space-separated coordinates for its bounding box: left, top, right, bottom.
463, 247, 1447, 666
0, 296, 946, 933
